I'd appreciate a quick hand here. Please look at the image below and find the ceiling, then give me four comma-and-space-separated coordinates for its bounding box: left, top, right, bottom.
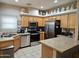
0, 0, 76, 10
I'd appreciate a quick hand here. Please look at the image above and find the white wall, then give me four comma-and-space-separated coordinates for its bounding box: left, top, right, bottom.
0, 3, 21, 32
0, 3, 40, 20
28, 8, 39, 16
0, 3, 39, 32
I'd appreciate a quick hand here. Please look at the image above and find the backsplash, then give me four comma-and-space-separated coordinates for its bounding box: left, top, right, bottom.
61, 28, 75, 38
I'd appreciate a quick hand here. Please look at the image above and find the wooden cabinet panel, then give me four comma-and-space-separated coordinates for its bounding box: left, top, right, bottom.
42, 44, 53, 58
13, 36, 21, 51
0, 36, 21, 52
42, 18, 46, 26
34, 17, 44, 27
68, 13, 76, 28
40, 32, 45, 41
44, 17, 49, 21
56, 16, 61, 20
43, 17, 48, 26
21, 16, 29, 27
49, 16, 56, 21
37, 17, 43, 27
0, 40, 13, 48
43, 17, 55, 26
29, 16, 34, 22
33, 17, 38, 22
60, 15, 68, 28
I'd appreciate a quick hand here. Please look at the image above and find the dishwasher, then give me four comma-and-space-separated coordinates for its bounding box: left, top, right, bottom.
21, 34, 30, 47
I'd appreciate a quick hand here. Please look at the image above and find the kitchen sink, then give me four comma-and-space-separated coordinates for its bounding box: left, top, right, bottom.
1, 34, 16, 38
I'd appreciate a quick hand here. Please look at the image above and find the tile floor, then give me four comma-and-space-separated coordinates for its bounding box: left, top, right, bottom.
14, 44, 41, 58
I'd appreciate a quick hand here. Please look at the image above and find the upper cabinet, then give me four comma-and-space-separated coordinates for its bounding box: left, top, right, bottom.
55, 16, 61, 20
21, 16, 29, 27
68, 13, 76, 28
37, 17, 44, 27
60, 14, 68, 28
34, 17, 44, 27
21, 16, 45, 27
60, 13, 76, 29
21, 13, 77, 28
29, 16, 34, 22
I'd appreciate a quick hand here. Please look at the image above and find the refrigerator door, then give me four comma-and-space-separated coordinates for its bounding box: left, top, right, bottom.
45, 21, 55, 39
45, 22, 49, 39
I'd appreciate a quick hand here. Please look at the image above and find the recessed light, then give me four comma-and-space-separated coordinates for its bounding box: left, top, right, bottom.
15, 0, 19, 2
54, 0, 58, 3
41, 6, 43, 9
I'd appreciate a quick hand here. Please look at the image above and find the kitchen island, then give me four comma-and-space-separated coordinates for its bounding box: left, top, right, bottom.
40, 36, 79, 58
0, 33, 30, 51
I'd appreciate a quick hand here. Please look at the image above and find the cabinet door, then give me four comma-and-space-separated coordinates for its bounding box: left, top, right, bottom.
42, 18, 46, 26
34, 17, 43, 27
43, 17, 48, 26
49, 16, 56, 21
56, 15, 61, 20
60, 14, 68, 28
0, 41, 13, 48
68, 13, 76, 28
40, 32, 45, 41
21, 16, 29, 27
13, 36, 21, 51
29, 16, 34, 22
38, 17, 43, 27
33, 17, 38, 22
43, 17, 55, 26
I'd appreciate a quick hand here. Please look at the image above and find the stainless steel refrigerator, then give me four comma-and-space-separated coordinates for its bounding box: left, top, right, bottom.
45, 20, 61, 39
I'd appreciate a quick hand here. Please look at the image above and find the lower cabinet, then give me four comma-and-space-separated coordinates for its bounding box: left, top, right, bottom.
13, 36, 21, 51
41, 44, 78, 58
0, 35, 30, 52
0, 40, 13, 48
40, 32, 45, 41
42, 44, 53, 58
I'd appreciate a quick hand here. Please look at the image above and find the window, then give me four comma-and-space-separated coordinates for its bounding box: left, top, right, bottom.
1, 15, 17, 32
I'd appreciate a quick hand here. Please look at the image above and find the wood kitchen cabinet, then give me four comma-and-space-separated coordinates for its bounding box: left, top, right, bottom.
0, 40, 13, 48
43, 17, 56, 26
37, 17, 43, 27
29, 16, 34, 22
44, 17, 49, 21
60, 14, 68, 28
33, 17, 44, 27
21, 16, 29, 27
21, 16, 45, 27
55, 15, 61, 20
40, 31, 45, 41
13, 36, 21, 51
43, 17, 48, 26
29, 17, 43, 26
42, 44, 53, 58
68, 13, 76, 28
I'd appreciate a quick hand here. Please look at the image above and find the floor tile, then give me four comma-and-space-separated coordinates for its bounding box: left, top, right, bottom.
14, 44, 41, 58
